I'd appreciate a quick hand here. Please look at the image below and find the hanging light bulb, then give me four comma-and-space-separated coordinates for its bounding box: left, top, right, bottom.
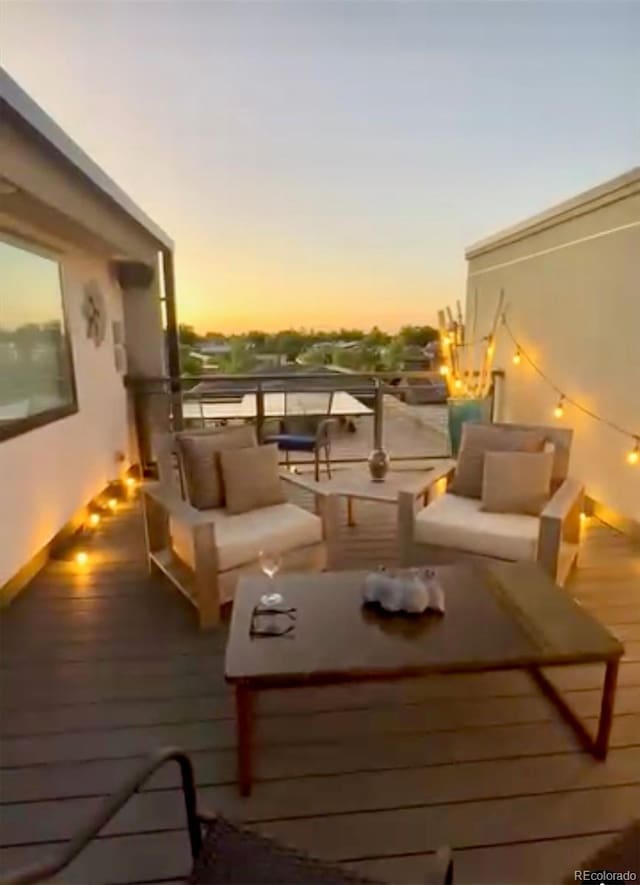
107, 498, 118, 511
439, 364, 450, 377
442, 334, 452, 347
627, 438, 639, 466
512, 350, 522, 366
553, 397, 565, 419
75, 551, 89, 566
88, 512, 101, 528
454, 377, 463, 390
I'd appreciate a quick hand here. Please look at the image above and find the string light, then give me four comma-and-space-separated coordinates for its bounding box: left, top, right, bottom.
439, 365, 450, 377
107, 498, 118, 512
454, 377, 464, 390
88, 513, 101, 528
502, 314, 638, 466
75, 551, 89, 566
125, 476, 137, 489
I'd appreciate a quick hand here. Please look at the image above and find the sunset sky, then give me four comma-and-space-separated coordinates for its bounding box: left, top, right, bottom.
3, 1, 637, 333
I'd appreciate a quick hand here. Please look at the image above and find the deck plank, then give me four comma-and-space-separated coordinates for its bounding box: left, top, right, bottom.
1, 494, 639, 884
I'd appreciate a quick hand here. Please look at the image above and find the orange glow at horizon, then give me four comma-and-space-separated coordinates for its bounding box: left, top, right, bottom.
173, 249, 461, 334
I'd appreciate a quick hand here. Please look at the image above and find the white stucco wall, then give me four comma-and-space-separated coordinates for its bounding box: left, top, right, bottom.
465, 171, 640, 523
0, 242, 131, 587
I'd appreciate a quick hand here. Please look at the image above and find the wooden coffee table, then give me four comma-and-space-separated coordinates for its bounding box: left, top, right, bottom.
281, 461, 456, 564
225, 562, 623, 795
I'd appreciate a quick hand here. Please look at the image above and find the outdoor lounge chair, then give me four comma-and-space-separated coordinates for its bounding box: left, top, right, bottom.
2, 748, 454, 885
143, 426, 328, 628
399, 423, 584, 586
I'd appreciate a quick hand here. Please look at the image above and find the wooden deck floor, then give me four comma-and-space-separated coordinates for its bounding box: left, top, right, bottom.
1, 491, 639, 884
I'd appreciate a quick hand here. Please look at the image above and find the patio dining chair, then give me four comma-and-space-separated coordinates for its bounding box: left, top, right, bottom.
263, 390, 337, 481
2, 748, 454, 885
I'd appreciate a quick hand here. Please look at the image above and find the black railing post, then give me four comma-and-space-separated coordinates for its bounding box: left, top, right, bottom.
373, 377, 384, 449
255, 382, 265, 442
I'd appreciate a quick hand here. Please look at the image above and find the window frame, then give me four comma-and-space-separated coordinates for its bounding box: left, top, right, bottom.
0, 233, 79, 442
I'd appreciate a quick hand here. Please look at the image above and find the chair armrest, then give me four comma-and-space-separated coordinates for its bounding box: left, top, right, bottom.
540, 477, 584, 525
397, 461, 456, 566
315, 417, 338, 445
537, 478, 584, 582
143, 481, 216, 525
1, 748, 202, 885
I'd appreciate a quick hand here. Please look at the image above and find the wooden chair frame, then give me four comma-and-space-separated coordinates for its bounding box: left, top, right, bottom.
398, 424, 584, 586
142, 430, 329, 628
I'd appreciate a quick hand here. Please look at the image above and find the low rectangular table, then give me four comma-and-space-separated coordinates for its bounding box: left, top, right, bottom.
224, 562, 623, 795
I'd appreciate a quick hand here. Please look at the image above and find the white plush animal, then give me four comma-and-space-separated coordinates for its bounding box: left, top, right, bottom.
363, 567, 445, 615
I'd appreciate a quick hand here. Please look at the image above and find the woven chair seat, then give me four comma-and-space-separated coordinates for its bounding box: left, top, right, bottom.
190, 815, 376, 884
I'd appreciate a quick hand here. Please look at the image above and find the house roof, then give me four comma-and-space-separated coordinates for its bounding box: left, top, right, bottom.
0, 67, 173, 250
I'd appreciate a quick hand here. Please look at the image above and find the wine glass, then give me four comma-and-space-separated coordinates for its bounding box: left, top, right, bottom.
259, 549, 283, 608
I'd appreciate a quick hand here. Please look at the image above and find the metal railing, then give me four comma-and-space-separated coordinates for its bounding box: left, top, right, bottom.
126, 370, 463, 472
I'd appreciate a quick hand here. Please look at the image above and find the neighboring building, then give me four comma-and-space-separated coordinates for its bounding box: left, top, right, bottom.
196, 340, 232, 357
465, 168, 640, 528
0, 69, 177, 598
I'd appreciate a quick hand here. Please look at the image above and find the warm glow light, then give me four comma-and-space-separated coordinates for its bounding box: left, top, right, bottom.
125, 476, 137, 489
439, 365, 449, 376
108, 498, 118, 511
88, 513, 101, 527
627, 442, 640, 466
454, 377, 463, 390
512, 351, 522, 365
75, 551, 89, 566
553, 397, 565, 419
579, 512, 587, 523
442, 334, 452, 347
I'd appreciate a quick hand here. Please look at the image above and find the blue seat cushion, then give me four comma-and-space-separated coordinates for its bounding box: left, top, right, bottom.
263, 434, 316, 452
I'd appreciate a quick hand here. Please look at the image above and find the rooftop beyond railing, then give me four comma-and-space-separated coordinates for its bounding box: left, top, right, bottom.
126, 370, 465, 471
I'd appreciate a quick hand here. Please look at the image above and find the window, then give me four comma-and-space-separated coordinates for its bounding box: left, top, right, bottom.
0, 236, 78, 440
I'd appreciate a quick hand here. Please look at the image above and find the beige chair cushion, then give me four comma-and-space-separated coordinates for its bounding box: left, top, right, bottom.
449, 424, 546, 499
482, 450, 554, 516
414, 492, 539, 561
219, 443, 286, 515
170, 502, 322, 573
176, 425, 256, 510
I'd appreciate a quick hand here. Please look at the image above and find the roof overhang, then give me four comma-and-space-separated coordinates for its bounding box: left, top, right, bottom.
0, 67, 173, 252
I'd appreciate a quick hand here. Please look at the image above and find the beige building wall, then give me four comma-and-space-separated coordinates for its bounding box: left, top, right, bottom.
0, 232, 132, 588
0, 100, 168, 590
465, 169, 640, 524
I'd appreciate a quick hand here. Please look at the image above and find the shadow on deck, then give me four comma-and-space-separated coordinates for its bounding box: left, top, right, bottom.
1, 491, 639, 884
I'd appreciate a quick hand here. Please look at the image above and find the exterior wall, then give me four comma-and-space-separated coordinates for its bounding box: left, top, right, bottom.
0, 226, 131, 589
465, 172, 640, 523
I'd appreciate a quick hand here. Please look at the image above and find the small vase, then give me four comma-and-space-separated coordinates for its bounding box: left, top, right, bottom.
368, 447, 390, 482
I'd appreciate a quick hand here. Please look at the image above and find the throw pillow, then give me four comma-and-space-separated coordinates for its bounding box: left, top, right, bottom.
176, 424, 257, 510
482, 450, 554, 516
449, 423, 546, 499
220, 443, 286, 515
